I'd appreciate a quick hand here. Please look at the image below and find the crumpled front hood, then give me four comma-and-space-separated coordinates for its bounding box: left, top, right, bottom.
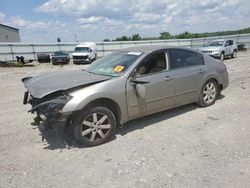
199, 46, 222, 51
23, 70, 111, 98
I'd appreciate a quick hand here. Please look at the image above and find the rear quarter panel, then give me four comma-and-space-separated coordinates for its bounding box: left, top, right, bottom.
203, 54, 229, 89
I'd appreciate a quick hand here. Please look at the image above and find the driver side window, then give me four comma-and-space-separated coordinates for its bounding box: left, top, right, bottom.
225, 40, 231, 46
136, 51, 167, 76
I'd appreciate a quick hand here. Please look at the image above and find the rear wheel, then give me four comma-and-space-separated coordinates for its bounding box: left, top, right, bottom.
231, 50, 237, 58
198, 80, 218, 107
73, 106, 116, 146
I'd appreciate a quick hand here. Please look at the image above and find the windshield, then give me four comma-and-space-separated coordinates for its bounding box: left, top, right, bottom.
205, 41, 224, 47
75, 47, 90, 52
53, 51, 66, 56
85, 51, 142, 77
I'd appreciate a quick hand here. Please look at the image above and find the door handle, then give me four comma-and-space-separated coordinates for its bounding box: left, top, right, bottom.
198, 69, 204, 74
164, 76, 173, 81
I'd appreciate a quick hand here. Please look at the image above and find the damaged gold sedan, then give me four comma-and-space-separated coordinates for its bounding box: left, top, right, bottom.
22, 46, 229, 146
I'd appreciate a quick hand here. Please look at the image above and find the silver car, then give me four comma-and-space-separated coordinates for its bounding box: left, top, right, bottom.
22, 46, 229, 146
199, 39, 237, 61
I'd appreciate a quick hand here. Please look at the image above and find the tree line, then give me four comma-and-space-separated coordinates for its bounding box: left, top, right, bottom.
103, 27, 250, 42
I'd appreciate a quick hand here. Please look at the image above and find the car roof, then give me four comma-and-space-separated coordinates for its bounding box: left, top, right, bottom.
118, 45, 189, 53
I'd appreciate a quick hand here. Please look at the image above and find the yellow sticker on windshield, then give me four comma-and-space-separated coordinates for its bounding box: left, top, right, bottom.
113, 65, 124, 73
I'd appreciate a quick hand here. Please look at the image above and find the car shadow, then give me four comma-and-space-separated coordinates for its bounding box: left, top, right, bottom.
117, 103, 198, 136
31, 122, 85, 150
36, 95, 225, 150
118, 95, 225, 136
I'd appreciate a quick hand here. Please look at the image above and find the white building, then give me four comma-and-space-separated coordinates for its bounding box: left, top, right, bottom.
0, 24, 21, 42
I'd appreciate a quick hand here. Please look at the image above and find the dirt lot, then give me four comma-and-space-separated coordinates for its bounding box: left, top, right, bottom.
0, 52, 250, 188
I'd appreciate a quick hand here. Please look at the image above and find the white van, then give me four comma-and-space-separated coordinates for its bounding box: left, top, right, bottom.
72, 42, 97, 64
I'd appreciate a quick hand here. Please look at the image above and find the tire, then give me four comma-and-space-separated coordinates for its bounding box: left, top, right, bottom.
231, 50, 237, 58
94, 53, 97, 60
72, 106, 116, 146
197, 80, 218, 107
220, 52, 225, 61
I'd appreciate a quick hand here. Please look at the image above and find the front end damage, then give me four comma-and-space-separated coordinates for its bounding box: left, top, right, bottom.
23, 90, 72, 128
23, 91, 72, 148
21, 70, 111, 146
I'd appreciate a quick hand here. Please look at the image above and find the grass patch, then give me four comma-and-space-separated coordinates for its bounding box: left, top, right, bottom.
0, 61, 34, 67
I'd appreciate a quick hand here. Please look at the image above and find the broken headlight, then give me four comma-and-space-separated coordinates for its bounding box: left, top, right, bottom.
31, 94, 73, 117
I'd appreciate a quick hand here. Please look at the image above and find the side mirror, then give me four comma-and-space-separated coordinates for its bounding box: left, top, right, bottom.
136, 84, 146, 98
129, 77, 149, 99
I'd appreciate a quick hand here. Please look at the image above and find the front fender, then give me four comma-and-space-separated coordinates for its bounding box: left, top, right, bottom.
62, 89, 107, 113
61, 88, 127, 121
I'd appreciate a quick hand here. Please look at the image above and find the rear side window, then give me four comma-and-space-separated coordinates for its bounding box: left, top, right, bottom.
168, 49, 204, 69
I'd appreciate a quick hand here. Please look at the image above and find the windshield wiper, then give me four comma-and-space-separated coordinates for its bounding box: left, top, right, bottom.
84, 70, 116, 77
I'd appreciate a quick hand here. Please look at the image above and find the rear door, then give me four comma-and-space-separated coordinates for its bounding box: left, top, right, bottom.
168, 49, 206, 105
224, 40, 232, 55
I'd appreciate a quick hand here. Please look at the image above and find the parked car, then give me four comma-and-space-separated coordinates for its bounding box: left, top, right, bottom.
37, 53, 50, 63
237, 43, 247, 52
72, 42, 97, 64
51, 51, 70, 65
22, 46, 229, 146
199, 39, 237, 60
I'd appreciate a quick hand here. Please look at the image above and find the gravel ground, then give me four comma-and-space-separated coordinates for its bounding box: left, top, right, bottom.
0, 52, 250, 188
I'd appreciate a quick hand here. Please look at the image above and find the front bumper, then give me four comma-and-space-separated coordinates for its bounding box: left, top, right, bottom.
73, 59, 91, 64
201, 51, 221, 58
23, 92, 72, 129
52, 58, 69, 64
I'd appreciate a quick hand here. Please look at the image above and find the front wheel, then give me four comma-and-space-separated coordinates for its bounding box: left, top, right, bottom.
73, 106, 116, 146
198, 80, 218, 107
220, 52, 225, 61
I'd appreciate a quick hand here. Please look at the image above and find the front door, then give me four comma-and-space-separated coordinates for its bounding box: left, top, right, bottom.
126, 50, 175, 118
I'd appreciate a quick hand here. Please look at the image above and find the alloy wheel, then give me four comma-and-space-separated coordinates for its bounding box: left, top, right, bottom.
220, 53, 224, 61
80, 112, 111, 143
233, 51, 237, 58
203, 82, 216, 104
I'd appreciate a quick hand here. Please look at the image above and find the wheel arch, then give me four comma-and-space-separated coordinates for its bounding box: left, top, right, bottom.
204, 77, 222, 95
208, 78, 221, 89
76, 98, 122, 125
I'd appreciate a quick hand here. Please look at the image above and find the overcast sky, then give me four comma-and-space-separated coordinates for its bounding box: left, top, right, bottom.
0, 0, 249, 43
